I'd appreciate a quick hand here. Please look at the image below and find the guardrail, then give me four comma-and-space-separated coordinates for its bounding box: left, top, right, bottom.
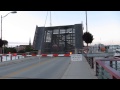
95, 58, 120, 79
0, 55, 25, 62
0, 53, 37, 62
83, 53, 114, 57
85, 56, 94, 69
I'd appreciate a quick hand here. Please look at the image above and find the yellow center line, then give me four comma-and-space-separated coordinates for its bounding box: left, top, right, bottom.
0, 57, 58, 79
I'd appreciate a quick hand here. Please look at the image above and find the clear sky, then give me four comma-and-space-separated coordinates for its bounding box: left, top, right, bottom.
0, 11, 120, 47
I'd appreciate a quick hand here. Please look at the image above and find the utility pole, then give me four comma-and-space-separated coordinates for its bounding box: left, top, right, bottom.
85, 11, 88, 32
50, 11, 52, 27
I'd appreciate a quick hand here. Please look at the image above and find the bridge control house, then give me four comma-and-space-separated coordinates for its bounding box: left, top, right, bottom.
33, 24, 84, 54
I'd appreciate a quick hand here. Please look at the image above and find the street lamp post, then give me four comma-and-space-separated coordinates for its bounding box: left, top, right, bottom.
1, 11, 17, 39
1, 11, 17, 54
0, 15, 2, 61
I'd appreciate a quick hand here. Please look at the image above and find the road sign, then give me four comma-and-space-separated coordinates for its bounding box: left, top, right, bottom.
71, 54, 82, 61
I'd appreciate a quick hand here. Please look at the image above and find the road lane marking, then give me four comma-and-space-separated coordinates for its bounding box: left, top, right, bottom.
0, 57, 58, 79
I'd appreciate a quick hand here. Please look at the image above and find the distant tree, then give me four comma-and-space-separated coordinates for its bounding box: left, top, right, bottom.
82, 32, 94, 47
18, 50, 25, 53
11, 48, 17, 53
5, 47, 17, 53
2, 40, 8, 47
4, 47, 7, 54
0, 39, 4, 54
2, 40, 8, 54
0, 39, 4, 47
25, 45, 33, 52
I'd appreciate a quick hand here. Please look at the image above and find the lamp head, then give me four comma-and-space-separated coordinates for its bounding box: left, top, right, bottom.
11, 11, 17, 14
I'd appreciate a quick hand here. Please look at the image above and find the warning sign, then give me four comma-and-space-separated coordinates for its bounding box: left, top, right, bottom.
71, 54, 82, 61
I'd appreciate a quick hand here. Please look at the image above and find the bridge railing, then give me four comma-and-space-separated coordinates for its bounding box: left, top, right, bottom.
83, 53, 94, 69
85, 56, 94, 69
95, 58, 120, 79
83, 52, 120, 79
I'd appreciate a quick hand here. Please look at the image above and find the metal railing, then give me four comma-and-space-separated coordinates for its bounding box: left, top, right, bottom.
85, 56, 94, 69
83, 51, 120, 79
95, 58, 120, 79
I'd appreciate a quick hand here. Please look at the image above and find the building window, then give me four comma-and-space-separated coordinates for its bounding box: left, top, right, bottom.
60, 29, 65, 34
44, 30, 52, 42
66, 28, 72, 33
53, 29, 59, 34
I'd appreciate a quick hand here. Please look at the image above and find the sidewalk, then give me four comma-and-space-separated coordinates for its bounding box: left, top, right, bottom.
61, 55, 97, 79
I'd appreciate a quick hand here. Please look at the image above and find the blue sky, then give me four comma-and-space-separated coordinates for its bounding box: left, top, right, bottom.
0, 11, 120, 47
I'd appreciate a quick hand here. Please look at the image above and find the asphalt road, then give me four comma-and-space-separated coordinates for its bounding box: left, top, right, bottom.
0, 57, 71, 79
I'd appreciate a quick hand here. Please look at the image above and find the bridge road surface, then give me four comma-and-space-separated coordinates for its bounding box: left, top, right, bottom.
0, 57, 70, 79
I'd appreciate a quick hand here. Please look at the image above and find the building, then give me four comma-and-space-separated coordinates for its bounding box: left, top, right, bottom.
16, 38, 33, 52
17, 45, 28, 51
33, 24, 84, 54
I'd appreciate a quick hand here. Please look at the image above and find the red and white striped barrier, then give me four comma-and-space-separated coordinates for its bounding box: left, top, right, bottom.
0, 53, 71, 57
39, 54, 70, 57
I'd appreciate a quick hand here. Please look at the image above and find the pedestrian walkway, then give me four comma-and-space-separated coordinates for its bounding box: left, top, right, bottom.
61, 55, 97, 79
